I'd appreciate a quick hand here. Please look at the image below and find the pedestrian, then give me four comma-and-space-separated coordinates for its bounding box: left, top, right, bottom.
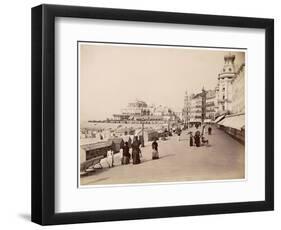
128, 136, 132, 149
177, 128, 182, 141
194, 131, 201, 147
208, 126, 212, 135
132, 136, 141, 164
189, 132, 194, 147
106, 149, 114, 167
137, 136, 142, 158
152, 138, 159, 160
121, 141, 130, 165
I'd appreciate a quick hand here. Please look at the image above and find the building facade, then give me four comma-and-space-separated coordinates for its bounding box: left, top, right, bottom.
217, 53, 237, 114
188, 88, 207, 124
231, 64, 245, 114
120, 100, 150, 116
189, 93, 202, 123
112, 100, 179, 124
205, 89, 217, 120
182, 91, 190, 125
183, 53, 245, 124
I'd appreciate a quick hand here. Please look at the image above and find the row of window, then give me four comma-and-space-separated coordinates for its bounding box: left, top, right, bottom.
223, 67, 232, 72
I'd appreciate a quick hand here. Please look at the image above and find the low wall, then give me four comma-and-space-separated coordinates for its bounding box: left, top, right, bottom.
218, 125, 245, 144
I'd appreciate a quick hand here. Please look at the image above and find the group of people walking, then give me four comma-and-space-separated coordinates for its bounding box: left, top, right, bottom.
189, 126, 212, 147
110, 125, 213, 169
121, 136, 141, 165
121, 136, 160, 165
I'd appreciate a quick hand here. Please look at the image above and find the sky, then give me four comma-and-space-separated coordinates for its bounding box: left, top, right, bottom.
79, 43, 245, 122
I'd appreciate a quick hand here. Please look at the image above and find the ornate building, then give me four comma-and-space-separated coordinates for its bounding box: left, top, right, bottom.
231, 64, 245, 114
217, 53, 237, 114
121, 100, 150, 116
183, 52, 245, 124
205, 89, 217, 120
188, 88, 207, 124
112, 100, 179, 123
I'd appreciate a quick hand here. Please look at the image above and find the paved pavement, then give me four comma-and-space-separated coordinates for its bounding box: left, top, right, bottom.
80, 126, 245, 186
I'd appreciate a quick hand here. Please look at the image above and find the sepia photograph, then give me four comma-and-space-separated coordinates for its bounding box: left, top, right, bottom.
78, 42, 246, 186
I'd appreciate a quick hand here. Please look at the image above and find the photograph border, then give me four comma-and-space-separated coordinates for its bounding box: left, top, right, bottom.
31, 4, 274, 225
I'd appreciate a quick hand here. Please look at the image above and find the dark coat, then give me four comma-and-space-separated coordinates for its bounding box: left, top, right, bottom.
122, 145, 130, 158
120, 139, 125, 149
132, 140, 141, 164
152, 141, 158, 151
194, 134, 200, 147
128, 137, 132, 148
189, 135, 194, 146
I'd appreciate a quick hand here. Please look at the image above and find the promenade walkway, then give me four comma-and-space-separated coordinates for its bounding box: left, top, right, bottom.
80, 126, 245, 186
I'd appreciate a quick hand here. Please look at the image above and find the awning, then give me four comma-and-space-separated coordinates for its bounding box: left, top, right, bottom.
80, 140, 112, 151
218, 114, 245, 130
214, 114, 225, 123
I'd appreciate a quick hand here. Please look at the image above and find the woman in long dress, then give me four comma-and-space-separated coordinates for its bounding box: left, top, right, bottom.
121, 141, 130, 165
132, 137, 141, 164
128, 136, 132, 149
208, 126, 212, 135
152, 139, 159, 160
194, 131, 201, 147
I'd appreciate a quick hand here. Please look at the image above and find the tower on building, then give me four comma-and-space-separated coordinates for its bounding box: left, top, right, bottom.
217, 53, 237, 114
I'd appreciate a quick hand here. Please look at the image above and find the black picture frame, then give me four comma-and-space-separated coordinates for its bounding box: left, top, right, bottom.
31, 4, 274, 225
